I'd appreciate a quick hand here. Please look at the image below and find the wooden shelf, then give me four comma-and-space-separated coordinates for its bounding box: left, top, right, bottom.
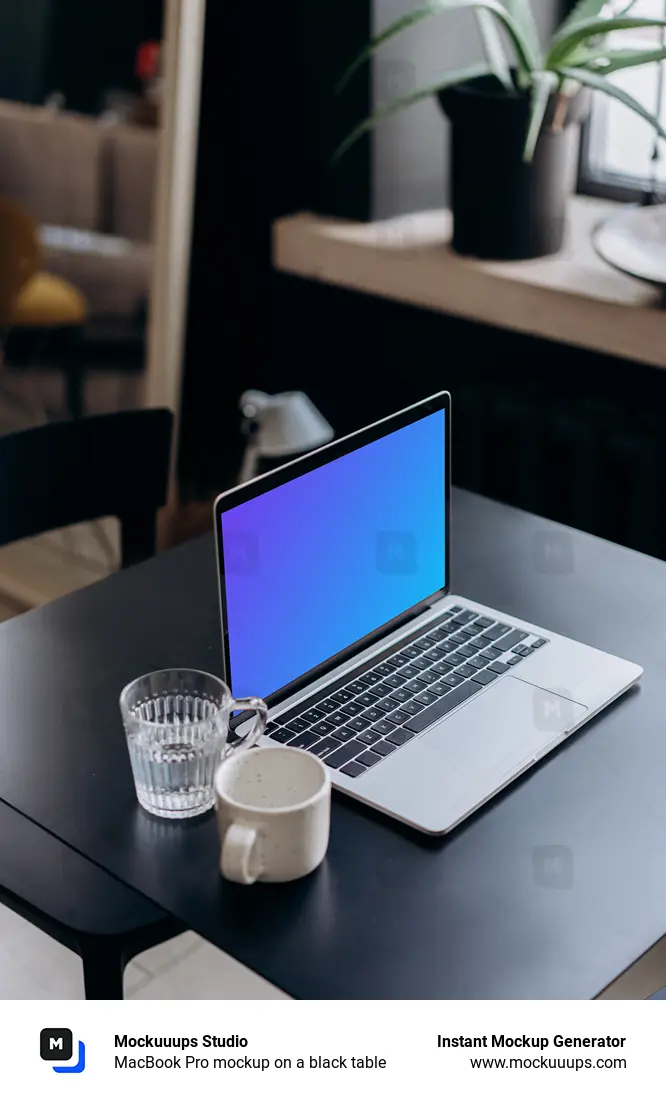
273, 196, 666, 369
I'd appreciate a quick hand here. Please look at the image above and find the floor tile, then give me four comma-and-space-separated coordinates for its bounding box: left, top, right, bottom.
131, 931, 203, 977
0, 903, 82, 999
597, 936, 666, 999
130, 937, 288, 1000
0, 902, 287, 999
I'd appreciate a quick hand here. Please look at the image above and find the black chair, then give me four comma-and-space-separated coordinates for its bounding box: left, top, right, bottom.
0, 408, 184, 998
0, 409, 173, 566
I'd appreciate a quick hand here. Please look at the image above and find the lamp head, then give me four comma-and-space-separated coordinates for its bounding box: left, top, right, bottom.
239, 390, 334, 458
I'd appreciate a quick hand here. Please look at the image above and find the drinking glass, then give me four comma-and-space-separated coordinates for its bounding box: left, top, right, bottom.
120, 668, 267, 819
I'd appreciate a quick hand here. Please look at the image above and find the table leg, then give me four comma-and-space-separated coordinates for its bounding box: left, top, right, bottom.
79, 936, 125, 1000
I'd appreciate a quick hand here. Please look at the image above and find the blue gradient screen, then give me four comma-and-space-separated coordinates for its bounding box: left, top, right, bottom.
220, 409, 446, 700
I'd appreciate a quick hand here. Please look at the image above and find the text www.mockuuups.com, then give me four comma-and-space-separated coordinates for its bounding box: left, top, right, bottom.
469, 1055, 627, 1071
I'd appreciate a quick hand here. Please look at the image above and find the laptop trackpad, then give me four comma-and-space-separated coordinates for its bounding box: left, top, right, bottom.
421, 676, 587, 783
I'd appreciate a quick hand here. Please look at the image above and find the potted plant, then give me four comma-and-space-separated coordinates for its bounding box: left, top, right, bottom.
335, 0, 666, 260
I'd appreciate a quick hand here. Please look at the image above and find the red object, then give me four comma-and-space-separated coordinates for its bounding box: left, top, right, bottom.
136, 41, 160, 83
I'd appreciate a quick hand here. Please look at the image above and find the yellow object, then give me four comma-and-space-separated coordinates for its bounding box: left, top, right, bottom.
0, 196, 40, 326
0, 196, 87, 328
11, 271, 87, 327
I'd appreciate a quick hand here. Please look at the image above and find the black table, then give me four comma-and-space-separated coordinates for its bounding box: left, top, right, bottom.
0, 799, 182, 998
1, 488, 666, 999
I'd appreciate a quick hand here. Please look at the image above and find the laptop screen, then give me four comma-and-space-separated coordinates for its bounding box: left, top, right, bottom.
220, 407, 446, 701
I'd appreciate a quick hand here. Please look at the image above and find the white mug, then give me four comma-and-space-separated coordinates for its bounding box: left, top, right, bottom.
214, 746, 331, 884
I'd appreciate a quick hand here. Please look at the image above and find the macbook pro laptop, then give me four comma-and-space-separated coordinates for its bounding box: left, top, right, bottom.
214, 392, 642, 834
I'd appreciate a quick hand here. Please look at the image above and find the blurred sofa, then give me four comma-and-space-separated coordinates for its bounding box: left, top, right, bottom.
0, 99, 158, 338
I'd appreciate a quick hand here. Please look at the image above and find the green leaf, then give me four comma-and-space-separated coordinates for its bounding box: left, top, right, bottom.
590, 46, 666, 73
475, 9, 514, 91
335, 1, 538, 95
548, 16, 666, 69
557, 64, 666, 143
558, 0, 638, 35
504, 0, 542, 63
331, 63, 491, 164
557, 0, 608, 34
523, 70, 559, 161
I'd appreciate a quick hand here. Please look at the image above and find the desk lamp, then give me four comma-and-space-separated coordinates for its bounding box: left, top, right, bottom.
238, 390, 334, 484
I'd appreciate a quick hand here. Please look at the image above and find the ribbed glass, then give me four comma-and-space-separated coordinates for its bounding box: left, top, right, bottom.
121, 670, 230, 819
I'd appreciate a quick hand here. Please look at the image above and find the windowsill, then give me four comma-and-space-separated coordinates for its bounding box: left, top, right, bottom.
273, 196, 666, 368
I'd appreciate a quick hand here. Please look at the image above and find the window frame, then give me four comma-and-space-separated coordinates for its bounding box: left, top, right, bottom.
569, 0, 666, 201
576, 100, 666, 201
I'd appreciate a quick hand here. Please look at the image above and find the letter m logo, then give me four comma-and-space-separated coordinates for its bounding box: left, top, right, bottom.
40, 1028, 73, 1062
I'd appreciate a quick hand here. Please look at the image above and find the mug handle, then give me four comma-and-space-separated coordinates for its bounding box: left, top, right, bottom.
221, 823, 260, 884
227, 696, 268, 754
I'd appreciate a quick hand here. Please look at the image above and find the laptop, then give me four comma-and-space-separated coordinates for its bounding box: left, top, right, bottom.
214, 392, 642, 834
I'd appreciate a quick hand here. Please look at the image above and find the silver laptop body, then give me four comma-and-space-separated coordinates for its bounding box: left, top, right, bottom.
214, 393, 642, 835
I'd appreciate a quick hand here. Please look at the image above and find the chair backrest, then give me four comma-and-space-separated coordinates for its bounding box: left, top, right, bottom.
0, 409, 173, 567
0, 196, 41, 327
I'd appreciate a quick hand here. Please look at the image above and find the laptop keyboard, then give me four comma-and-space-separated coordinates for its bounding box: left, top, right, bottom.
266, 606, 549, 780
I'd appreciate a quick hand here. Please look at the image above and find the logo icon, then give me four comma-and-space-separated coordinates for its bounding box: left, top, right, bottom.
376, 531, 417, 575
376, 58, 415, 100
532, 530, 574, 575
533, 686, 577, 732
225, 530, 260, 575
532, 845, 574, 890
40, 1029, 86, 1074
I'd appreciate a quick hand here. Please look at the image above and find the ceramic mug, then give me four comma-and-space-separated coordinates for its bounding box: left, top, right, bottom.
214, 746, 331, 884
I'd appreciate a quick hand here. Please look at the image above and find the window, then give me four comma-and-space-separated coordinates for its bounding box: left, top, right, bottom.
578, 0, 666, 200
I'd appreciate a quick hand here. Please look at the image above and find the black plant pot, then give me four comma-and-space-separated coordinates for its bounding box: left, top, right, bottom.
437, 75, 590, 260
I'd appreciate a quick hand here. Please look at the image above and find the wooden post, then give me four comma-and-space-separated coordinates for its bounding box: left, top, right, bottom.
143, 0, 207, 549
